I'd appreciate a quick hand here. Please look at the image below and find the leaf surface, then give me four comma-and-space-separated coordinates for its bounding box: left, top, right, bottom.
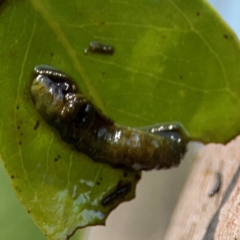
0, 0, 240, 239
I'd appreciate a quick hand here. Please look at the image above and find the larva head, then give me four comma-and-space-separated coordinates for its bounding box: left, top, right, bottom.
30, 65, 96, 132
31, 65, 77, 120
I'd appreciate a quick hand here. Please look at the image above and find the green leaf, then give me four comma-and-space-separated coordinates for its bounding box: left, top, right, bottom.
0, 0, 240, 239
0, 160, 84, 240
0, 1, 140, 239
0, 162, 46, 240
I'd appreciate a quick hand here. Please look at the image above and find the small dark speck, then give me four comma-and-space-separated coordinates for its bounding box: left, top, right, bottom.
50, 52, 54, 56
16, 105, 19, 110
15, 186, 22, 192
34, 120, 40, 130
19, 141, 22, 145
223, 34, 229, 39
85, 41, 114, 55
179, 75, 183, 80
54, 158, 58, 162
123, 172, 128, 177
17, 126, 20, 130
28, 210, 31, 214
196, 12, 200, 16
58, 155, 61, 159
96, 182, 100, 185
100, 177, 103, 181
100, 21, 105, 25
20, 133, 23, 136
11, 175, 14, 179
19, 121, 22, 124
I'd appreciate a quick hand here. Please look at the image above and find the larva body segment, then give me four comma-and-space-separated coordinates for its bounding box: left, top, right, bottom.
75, 123, 188, 171
30, 65, 189, 171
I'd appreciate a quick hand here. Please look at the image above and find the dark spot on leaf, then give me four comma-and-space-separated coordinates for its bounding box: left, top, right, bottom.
223, 34, 229, 39
34, 120, 40, 130
102, 182, 132, 206
100, 177, 103, 181
11, 175, 14, 179
20, 133, 23, 136
180, 75, 183, 80
96, 181, 100, 185
84, 41, 114, 55
17, 126, 20, 130
58, 155, 61, 159
50, 52, 54, 56
19, 141, 22, 145
28, 210, 31, 213
54, 158, 58, 162
196, 12, 200, 16
15, 186, 21, 192
16, 105, 19, 110
99, 21, 105, 25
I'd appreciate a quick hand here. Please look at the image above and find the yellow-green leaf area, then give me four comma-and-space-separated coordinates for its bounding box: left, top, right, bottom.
0, 0, 240, 239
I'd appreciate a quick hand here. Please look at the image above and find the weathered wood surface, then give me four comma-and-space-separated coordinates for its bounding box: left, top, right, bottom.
164, 136, 240, 240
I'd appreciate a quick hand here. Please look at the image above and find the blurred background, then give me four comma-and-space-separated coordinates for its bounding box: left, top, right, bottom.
209, 0, 240, 38
0, 1, 239, 240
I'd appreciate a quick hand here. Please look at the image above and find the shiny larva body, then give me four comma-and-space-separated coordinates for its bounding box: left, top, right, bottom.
30, 65, 189, 171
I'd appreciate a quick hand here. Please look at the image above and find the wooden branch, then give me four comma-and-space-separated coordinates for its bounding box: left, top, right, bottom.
164, 136, 240, 240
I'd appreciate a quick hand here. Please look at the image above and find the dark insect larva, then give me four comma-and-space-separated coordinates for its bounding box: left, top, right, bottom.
30, 65, 189, 171
102, 183, 132, 206
84, 41, 114, 55
209, 172, 222, 197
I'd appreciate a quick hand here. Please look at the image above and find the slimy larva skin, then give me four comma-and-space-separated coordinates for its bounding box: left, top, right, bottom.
30, 65, 189, 171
